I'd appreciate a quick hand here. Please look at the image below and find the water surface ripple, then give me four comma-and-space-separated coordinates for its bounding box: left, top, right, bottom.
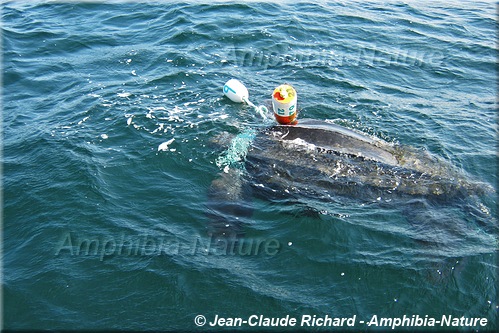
2, 1, 497, 331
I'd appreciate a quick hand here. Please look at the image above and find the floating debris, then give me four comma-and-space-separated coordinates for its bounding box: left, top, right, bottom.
158, 138, 175, 152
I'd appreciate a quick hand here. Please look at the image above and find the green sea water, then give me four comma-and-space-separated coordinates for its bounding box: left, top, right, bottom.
2, 1, 497, 331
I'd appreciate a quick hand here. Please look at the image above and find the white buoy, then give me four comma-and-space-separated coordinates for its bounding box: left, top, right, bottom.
223, 79, 249, 103
223, 79, 268, 119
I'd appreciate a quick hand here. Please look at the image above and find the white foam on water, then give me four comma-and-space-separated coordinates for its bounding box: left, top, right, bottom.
78, 116, 90, 125
117, 92, 131, 98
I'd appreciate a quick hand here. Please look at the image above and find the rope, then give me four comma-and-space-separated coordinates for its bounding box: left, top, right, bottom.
216, 89, 269, 172
242, 97, 268, 120
215, 128, 257, 172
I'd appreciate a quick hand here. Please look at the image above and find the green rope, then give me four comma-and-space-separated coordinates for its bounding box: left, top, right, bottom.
216, 128, 257, 171
215, 93, 268, 172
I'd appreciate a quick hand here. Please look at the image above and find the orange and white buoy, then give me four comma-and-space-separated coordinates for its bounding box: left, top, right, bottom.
272, 84, 297, 125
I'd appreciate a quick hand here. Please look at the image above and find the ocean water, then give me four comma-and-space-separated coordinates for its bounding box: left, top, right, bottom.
2, 0, 497, 331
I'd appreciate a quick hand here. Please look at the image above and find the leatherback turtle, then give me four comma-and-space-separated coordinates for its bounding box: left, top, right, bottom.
206, 119, 494, 240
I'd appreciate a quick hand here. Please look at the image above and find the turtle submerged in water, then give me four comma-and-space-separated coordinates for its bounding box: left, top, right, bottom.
206, 118, 494, 241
